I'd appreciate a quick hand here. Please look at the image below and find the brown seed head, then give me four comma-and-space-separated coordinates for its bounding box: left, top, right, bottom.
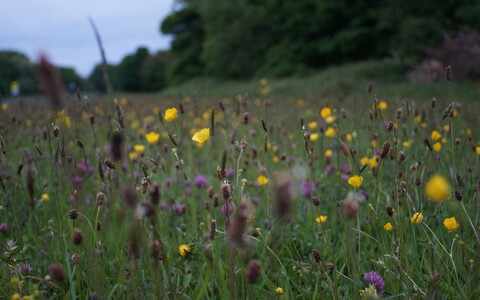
150, 184, 161, 205
53, 125, 60, 137
104, 158, 115, 169
386, 205, 393, 217
209, 219, 216, 240
71, 253, 80, 265
110, 132, 123, 161
455, 190, 462, 201
38, 53, 64, 111
48, 263, 66, 282
380, 141, 391, 159
96, 192, 105, 206
445, 66, 452, 81
149, 240, 164, 261
69, 209, 78, 220
71, 229, 83, 245
312, 248, 322, 262
245, 259, 262, 284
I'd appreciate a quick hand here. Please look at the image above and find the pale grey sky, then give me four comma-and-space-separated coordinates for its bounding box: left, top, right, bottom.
0, 0, 176, 76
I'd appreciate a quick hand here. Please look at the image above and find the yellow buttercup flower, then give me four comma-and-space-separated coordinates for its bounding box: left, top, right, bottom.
275, 287, 284, 295
325, 127, 337, 138
431, 130, 442, 141
346, 133, 353, 142
384, 222, 393, 231
476, 146, 480, 155
164, 107, 178, 122
425, 174, 451, 203
369, 156, 378, 169
320, 107, 331, 119
378, 101, 388, 111
325, 115, 336, 124
257, 175, 269, 186
145, 132, 160, 144
360, 157, 369, 166
325, 149, 333, 158
41, 193, 49, 201
133, 145, 145, 153
11, 294, 21, 300
316, 215, 328, 224
348, 175, 363, 188
443, 217, 459, 232
308, 121, 318, 129
309, 133, 320, 142
410, 212, 423, 224
433, 142, 442, 152
192, 128, 210, 144
178, 244, 191, 257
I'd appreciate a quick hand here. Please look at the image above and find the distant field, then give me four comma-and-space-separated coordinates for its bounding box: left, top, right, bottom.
1, 62, 480, 299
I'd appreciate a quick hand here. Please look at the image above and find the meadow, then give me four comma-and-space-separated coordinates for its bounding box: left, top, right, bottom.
1, 66, 480, 299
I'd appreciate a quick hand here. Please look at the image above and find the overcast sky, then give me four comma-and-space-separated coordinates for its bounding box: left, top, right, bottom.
0, 0, 176, 76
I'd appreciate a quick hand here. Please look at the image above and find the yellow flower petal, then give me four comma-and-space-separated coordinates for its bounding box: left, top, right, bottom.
164, 107, 178, 122
425, 174, 451, 203
192, 128, 210, 144
348, 175, 363, 188
443, 217, 459, 232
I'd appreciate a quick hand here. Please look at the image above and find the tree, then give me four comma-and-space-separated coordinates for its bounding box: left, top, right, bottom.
140, 51, 169, 91
116, 47, 150, 92
160, 1, 204, 84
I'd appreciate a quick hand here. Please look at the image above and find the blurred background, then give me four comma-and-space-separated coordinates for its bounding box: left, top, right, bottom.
1, 0, 480, 98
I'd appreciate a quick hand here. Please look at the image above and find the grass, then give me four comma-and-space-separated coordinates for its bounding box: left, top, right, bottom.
160, 60, 480, 103
1, 61, 480, 299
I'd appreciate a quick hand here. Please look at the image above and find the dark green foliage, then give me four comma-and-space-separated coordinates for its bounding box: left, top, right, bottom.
0, 51, 38, 96
140, 51, 168, 91
162, 0, 480, 81
116, 47, 151, 92
88, 63, 119, 93
161, 2, 204, 85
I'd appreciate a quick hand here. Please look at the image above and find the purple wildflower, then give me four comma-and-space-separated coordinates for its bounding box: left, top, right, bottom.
121, 161, 128, 172
341, 163, 351, 174
324, 166, 335, 174
72, 175, 84, 188
221, 203, 234, 216
0, 223, 7, 234
194, 175, 208, 188
251, 196, 260, 205
185, 187, 192, 195
164, 178, 174, 187
133, 171, 142, 181
341, 174, 349, 181
172, 204, 186, 215
159, 201, 169, 211
77, 159, 95, 176
364, 271, 385, 294
226, 169, 235, 179
301, 179, 316, 198
18, 263, 33, 274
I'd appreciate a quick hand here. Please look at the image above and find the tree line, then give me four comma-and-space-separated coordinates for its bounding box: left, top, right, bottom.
161, 0, 480, 84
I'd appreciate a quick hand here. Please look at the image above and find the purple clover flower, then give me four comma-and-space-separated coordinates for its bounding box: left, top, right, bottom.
251, 196, 260, 205
301, 179, 316, 198
364, 271, 385, 294
226, 169, 235, 179
0, 223, 7, 234
77, 159, 95, 176
221, 203, 234, 216
194, 175, 208, 188
324, 166, 335, 174
18, 263, 33, 274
